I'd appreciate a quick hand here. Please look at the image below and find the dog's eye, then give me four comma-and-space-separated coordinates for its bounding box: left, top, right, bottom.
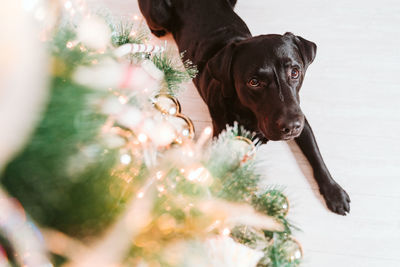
291, 68, 300, 79
248, 78, 260, 87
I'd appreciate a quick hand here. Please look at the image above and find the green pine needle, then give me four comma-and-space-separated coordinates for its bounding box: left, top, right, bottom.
151, 51, 198, 95
1, 78, 129, 237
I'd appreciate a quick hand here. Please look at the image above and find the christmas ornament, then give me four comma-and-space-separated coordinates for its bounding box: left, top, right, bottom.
283, 237, 303, 262
252, 189, 290, 217
169, 114, 195, 140
154, 94, 195, 141
230, 225, 268, 250
114, 43, 165, 58
267, 236, 303, 264
154, 94, 181, 115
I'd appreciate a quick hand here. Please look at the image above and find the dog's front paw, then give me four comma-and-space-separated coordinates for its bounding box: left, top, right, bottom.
320, 182, 351, 215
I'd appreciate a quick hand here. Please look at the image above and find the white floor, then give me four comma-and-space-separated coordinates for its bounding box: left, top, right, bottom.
94, 0, 400, 266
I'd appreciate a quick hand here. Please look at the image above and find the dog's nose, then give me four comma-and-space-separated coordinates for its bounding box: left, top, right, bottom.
277, 119, 302, 135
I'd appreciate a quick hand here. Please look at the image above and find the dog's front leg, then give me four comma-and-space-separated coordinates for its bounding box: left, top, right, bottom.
209, 111, 231, 138
295, 118, 351, 215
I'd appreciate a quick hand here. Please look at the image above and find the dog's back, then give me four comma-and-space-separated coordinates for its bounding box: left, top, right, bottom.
138, 0, 251, 71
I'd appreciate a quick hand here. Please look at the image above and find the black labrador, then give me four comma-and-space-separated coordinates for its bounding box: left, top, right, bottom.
138, 0, 350, 215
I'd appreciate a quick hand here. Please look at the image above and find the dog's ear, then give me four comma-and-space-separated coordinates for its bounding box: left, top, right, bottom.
207, 42, 237, 98
228, 0, 238, 8
284, 32, 317, 69
139, 0, 173, 33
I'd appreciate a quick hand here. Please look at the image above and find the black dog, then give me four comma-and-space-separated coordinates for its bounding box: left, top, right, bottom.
138, 0, 350, 215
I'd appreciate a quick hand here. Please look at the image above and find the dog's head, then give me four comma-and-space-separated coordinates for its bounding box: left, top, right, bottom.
207, 32, 316, 141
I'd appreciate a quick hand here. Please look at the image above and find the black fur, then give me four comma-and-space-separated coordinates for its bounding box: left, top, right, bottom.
138, 0, 350, 215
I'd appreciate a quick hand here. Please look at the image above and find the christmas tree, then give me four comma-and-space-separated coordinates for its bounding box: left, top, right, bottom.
0, 1, 302, 266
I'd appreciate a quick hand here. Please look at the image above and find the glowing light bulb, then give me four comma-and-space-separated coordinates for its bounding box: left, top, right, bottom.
157, 185, 165, 192
187, 167, 210, 183
168, 107, 177, 115
137, 191, 144, 198
64, 1, 72, 10
188, 168, 201, 181
204, 126, 212, 135
120, 154, 132, 165
156, 171, 163, 180
118, 95, 128, 104
222, 228, 230, 236
138, 133, 148, 143
182, 129, 190, 136
293, 250, 302, 260
66, 41, 74, 49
